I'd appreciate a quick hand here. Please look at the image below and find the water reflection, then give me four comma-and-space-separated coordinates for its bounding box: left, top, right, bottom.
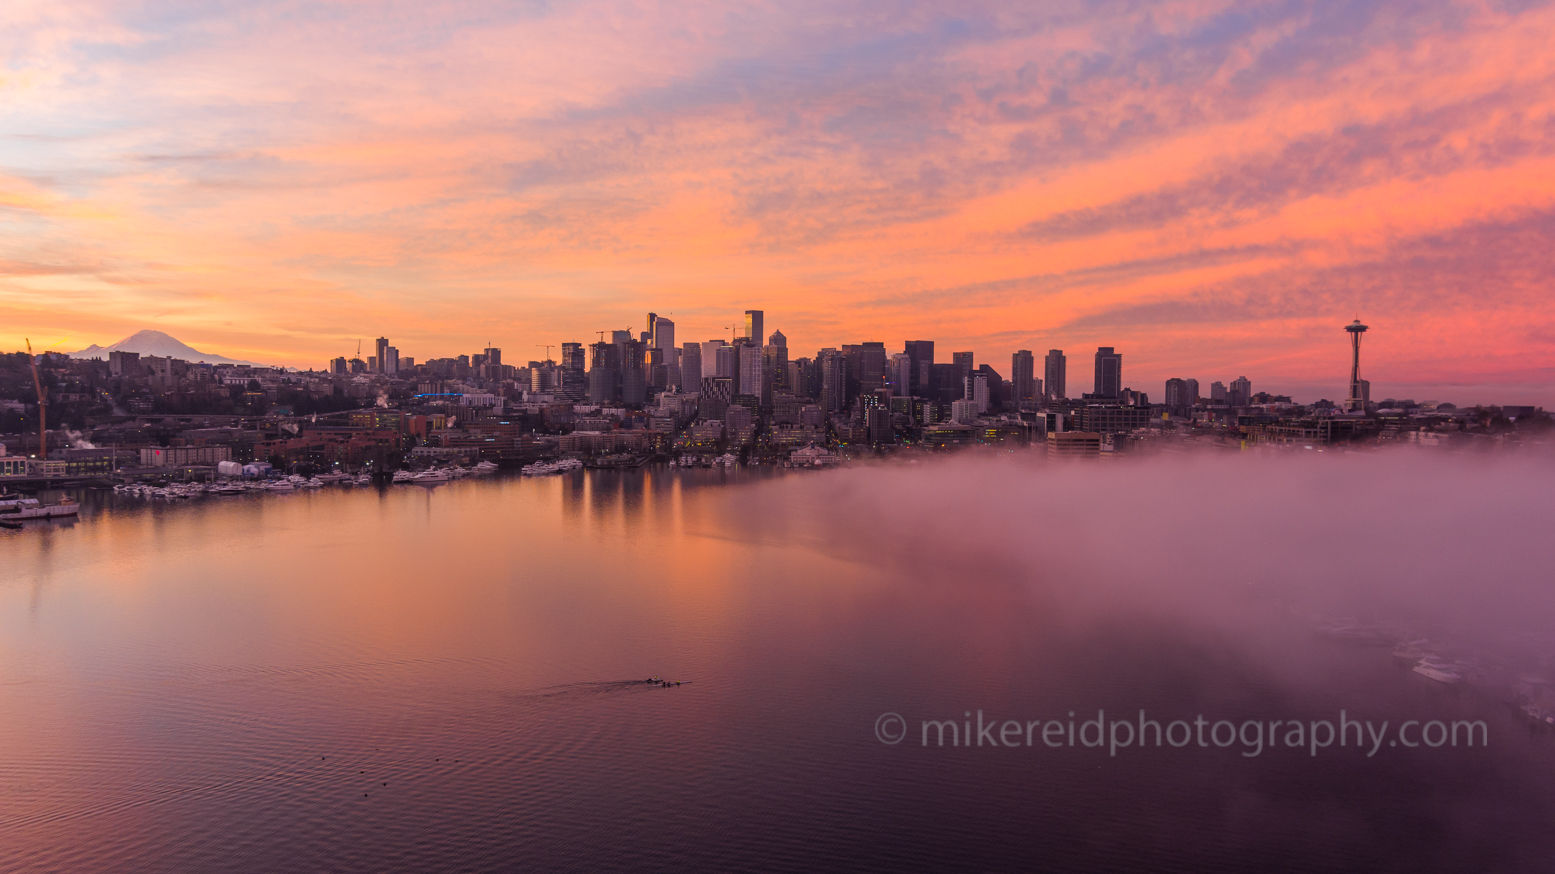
1, 460, 1553, 872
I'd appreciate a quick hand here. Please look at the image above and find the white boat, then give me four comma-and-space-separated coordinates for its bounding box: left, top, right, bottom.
392, 470, 415, 483
11, 496, 79, 519
314, 472, 348, 483
265, 481, 296, 492
411, 469, 450, 483
1413, 657, 1462, 684
474, 461, 499, 473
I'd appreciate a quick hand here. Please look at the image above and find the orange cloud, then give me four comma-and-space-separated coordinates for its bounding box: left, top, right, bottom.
1, 0, 1553, 402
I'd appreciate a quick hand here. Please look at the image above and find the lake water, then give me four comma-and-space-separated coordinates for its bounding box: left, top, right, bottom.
3, 458, 1554, 872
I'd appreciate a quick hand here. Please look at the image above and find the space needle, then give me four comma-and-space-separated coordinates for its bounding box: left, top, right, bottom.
1344, 319, 1369, 412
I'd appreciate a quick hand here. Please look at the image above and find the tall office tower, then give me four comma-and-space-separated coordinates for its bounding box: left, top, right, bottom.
856, 342, 887, 396
611, 329, 632, 353
763, 344, 789, 399
1229, 376, 1252, 406
714, 344, 736, 380
791, 357, 815, 399
646, 347, 667, 391
621, 339, 647, 407
1164, 378, 1190, 413
1210, 381, 1227, 402
1344, 319, 1369, 412
1010, 350, 1036, 404
558, 342, 587, 401
971, 375, 989, 413
738, 343, 766, 404
903, 340, 934, 396
531, 362, 557, 393
818, 349, 846, 413
768, 329, 786, 348
1044, 349, 1067, 401
384, 346, 400, 375
1093, 347, 1122, 399
952, 352, 974, 391
650, 315, 674, 355
1184, 378, 1200, 406
484, 347, 502, 368
588, 341, 620, 403
375, 337, 389, 373
561, 342, 585, 371
888, 353, 913, 397
744, 310, 764, 344
680, 343, 703, 387
699, 340, 727, 380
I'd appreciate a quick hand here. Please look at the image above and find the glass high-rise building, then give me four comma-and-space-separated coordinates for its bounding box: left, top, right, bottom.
903, 340, 934, 396
1043, 350, 1066, 401
1093, 347, 1122, 399
1011, 350, 1036, 404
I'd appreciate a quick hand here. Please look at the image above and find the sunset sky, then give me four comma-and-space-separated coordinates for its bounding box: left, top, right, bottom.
3, 0, 1553, 403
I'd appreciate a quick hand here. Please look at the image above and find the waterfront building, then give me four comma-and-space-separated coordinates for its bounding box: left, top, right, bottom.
1165, 378, 1191, 414
1047, 431, 1102, 458
1229, 376, 1251, 407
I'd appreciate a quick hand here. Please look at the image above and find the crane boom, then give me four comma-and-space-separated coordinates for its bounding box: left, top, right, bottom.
25, 339, 47, 460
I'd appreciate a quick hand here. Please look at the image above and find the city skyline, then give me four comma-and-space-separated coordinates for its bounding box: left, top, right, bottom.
39, 315, 1441, 409
2, 1, 1554, 404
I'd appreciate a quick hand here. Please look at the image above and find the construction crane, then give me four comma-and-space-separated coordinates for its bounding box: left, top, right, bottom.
25, 339, 48, 460
535, 344, 554, 361
595, 331, 606, 342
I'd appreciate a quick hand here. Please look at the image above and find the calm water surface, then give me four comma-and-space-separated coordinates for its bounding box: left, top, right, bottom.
2, 465, 1553, 872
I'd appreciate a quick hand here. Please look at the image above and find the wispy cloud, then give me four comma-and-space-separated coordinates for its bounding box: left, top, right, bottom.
0, 0, 1552, 400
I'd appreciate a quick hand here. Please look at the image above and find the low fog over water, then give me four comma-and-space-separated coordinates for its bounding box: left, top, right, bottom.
3, 452, 1554, 872
731, 451, 1555, 670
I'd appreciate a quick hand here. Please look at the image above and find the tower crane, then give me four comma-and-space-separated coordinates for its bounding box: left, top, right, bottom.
25, 339, 48, 460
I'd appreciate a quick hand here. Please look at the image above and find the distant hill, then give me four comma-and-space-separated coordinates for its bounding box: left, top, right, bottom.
71, 330, 265, 367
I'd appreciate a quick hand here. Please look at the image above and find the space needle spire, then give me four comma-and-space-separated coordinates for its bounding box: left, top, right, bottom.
1344, 318, 1369, 412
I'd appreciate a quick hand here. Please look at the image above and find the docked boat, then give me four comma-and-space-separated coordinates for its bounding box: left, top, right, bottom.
391, 470, 416, 483
411, 469, 451, 483
265, 481, 296, 492
9, 496, 80, 519
474, 460, 499, 473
